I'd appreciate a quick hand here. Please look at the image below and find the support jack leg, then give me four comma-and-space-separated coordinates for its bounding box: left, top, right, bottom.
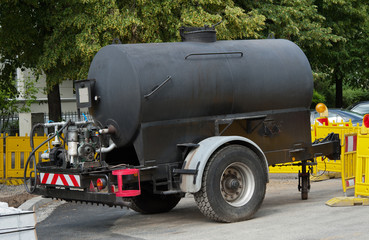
298, 160, 311, 200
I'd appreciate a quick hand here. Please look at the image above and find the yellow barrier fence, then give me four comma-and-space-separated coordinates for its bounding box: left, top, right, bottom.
269, 120, 361, 175
269, 164, 301, 174
340, 134, 357, 195
2, 134, 48, 184
325, 128, 369, 206
0, 134, 4, 180
314, 120, 360, 174
354, 132, 369, 197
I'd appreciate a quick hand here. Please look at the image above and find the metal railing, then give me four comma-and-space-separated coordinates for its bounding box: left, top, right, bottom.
44, 111, 93, 123
0, 114, 19, 136
0, 112, 92, 136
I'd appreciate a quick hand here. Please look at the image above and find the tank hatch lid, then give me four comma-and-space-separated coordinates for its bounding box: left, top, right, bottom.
180, 22, 221, 43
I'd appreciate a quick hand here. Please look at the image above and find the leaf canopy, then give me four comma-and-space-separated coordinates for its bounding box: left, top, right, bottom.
0, 0, 368, 111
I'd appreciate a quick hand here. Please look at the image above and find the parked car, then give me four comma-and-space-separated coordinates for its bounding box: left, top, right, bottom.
347, 101, 369, 115
310, 109, 364, 125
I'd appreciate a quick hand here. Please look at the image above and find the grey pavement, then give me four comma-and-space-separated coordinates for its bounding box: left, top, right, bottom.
33, 176, 369, 240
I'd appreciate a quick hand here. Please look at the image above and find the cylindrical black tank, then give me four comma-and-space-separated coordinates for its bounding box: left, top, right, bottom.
88, 39, 313, 147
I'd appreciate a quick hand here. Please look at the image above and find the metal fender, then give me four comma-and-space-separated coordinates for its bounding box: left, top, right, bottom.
179, 136, 269, 193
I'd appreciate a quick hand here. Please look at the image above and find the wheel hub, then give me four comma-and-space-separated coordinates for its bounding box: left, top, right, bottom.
220, 162, 255, 207
226, 178, 240, 190
221, 168, 243, 202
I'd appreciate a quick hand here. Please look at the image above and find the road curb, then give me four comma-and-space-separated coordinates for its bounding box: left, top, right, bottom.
19, 196, 53, 211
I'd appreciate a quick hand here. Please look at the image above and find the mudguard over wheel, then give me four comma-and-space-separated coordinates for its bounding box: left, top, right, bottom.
194, 145, 267, 222
128, 188, 182, 214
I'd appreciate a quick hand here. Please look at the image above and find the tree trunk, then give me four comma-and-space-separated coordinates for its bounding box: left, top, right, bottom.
47, 83, 62, 122
335, 73, 343, 108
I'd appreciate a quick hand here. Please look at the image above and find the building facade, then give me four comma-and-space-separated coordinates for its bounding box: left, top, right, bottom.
16, 68, 77, 113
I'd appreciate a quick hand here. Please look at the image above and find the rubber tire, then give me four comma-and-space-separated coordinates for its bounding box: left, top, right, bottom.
194, 145, 267, 223
128, 188, 182, 214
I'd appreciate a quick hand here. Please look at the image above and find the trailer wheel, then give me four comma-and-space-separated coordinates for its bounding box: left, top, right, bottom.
128, 188, 181, 214
194, 145, 267, 222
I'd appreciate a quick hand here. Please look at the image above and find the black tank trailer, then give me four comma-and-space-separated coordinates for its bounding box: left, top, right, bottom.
26, 27, 340, 223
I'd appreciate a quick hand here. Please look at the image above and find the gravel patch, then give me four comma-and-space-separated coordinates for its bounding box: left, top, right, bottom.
0, 184, 36, 208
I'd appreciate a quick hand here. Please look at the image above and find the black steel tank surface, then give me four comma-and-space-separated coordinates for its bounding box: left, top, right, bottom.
88, 39, 313, 147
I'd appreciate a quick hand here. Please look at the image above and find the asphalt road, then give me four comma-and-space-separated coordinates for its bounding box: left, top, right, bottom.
36, 176, 369, 240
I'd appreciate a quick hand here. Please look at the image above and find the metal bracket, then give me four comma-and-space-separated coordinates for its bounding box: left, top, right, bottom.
214, 115, 267, 136
177, 143, 200, 161
174, 162, 200, 185
215, 119, 233, 136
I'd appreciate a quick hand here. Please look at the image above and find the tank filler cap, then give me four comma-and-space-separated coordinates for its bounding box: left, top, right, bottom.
179, 21, 221, 43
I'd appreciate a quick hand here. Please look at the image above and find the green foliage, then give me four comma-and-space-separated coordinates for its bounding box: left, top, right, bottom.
18, 76, 38, 112
0, 0, 368, 113
0, 75, 18, 117
0, 0, 266, 120
313, 80, 369, 108
235, 0, 342, 52
343, 88, 369, 108
236, 0, 369, 107
0, 0, 266, 98
0, 72, 37, 133
0, 75, 37, 115
44, 0, 266, 83
311, 90, 326, 109
313, 0, 369, 107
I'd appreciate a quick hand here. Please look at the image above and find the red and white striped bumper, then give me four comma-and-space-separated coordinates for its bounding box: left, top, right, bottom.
345, 135, 357, 152
40, 173, 81, 187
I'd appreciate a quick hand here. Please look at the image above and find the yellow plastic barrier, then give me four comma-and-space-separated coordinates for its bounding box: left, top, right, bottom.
314, 120, 360, 175
354, 132, 369, 197
269, 163, 301, 174
326, 129, 369, 206
0, 134, 4, 181
340, 134, 357, 195
311, 124, 315, 143
5, 134, 48, 180
269, 121, 360, 175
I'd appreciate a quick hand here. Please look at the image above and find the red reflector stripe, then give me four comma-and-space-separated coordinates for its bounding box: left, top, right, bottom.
51, 174, 59, 185
345, 135, 357, 152
353, 136, 357, 151
317, 118, 328, 126
59, 174, 69, 186
346, 179, 355, 187
41, 173, 49, 184
40, 173, 80, 187
69, 175, 80, 187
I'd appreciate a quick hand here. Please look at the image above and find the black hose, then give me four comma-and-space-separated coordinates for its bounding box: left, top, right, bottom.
24, 120, 71, 194
23, 123, 44, 193
30, 123, 44, 150
24, 134, 56, 193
